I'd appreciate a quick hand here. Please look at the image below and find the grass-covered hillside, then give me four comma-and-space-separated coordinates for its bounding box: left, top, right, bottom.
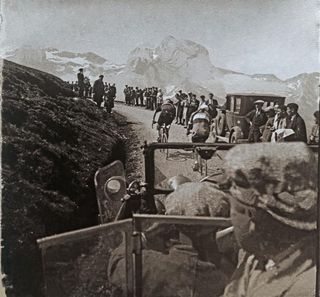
2, 59, 128, 297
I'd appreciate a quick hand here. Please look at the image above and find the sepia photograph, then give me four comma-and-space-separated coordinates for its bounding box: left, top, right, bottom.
0, 0, 319, 296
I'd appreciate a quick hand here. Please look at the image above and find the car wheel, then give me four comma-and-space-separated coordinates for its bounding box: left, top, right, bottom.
211, 129, 218, 143
230, 133, 238, 143
210, 123, 218, 143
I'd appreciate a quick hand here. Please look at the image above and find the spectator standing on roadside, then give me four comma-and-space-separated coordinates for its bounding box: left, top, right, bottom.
93, 75, 105, 108
208, 93, 219, 119
285, 103, 307, 143
185, 93, 199, 128
175, 90, 183, 124
261, 107, 276, 142
77, 68, 85, 98
135, 87, 140, 106
139, 88, 144, 106
245, 100, 268, 143
309, 110, 319, 144
157, 88, 164, 108
145, 88, 151, 109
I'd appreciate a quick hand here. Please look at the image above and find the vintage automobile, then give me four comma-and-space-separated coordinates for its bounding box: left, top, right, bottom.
37, 142, 236, 297
211, 93, 286, 143
36, 142, 318, 297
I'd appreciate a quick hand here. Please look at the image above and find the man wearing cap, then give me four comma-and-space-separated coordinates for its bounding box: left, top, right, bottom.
285, 103, 307, 143
223, 142, 317, 297
245, 100, 268, 142
77, 68, 85, 98
92, 75, 105, 108
208, 93, 219, 119
185, 93, 199, 128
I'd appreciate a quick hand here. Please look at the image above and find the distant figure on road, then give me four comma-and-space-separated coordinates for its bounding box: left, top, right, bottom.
245, 100, 267, 143
285, 103, 307, 143
152, 99, 176, 142
93, 75, 105, 108
77, 68, 85, 98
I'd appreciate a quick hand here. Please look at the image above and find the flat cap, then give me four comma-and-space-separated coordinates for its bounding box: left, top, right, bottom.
225, 142, 317, 230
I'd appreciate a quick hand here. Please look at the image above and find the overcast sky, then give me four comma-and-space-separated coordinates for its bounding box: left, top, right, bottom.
1, 0, 319, 79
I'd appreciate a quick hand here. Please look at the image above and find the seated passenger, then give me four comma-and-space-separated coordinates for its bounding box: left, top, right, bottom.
223, 142, 317, 297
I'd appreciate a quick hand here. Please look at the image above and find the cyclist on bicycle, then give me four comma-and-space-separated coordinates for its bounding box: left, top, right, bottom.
187, 103, 211, 171
152, 99, 176, 142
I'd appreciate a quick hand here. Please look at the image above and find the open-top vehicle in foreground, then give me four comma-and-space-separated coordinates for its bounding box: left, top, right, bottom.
37, 142, 318, 297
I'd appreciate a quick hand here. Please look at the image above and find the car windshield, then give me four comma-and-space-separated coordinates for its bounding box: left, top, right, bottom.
153, 144, 229, 190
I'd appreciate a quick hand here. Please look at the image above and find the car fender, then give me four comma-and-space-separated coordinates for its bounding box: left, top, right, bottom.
230, 126, 244, 141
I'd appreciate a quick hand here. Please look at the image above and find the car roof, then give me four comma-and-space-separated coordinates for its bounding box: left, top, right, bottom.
226, 93, 285, 98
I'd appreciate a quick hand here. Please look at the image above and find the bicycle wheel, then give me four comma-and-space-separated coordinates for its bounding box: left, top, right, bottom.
162, 129, 169, 158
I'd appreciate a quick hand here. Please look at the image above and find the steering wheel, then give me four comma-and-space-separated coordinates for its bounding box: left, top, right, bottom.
127, 180, 142, 195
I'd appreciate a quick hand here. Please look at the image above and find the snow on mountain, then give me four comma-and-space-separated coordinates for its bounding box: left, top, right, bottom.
5, 37, 318, 127
5, 47, 124, 82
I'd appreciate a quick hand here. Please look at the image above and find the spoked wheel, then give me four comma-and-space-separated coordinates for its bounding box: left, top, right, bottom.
160, 129, 169, 158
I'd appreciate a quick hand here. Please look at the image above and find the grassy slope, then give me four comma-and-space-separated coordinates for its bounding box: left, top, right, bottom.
1, 60, 127, 297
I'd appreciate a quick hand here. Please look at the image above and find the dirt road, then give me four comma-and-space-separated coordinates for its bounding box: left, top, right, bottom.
114, 103, 226, 185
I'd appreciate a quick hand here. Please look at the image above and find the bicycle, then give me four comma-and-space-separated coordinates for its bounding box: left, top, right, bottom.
194, 147, 222, 176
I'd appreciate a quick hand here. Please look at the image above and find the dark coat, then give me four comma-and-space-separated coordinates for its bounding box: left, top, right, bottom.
245, 109, 268, 127
286, 113, 307, 143
246, 109, 268, 143
93, 79, 105, 97
77, 72, 84, 87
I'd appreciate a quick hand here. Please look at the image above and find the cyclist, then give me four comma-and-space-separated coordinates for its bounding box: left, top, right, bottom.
152, 99, 176, 142
187, 103, 211, 171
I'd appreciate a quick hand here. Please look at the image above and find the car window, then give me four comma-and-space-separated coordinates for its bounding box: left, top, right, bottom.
234, 97, 241, 113
230, 96, 235, 112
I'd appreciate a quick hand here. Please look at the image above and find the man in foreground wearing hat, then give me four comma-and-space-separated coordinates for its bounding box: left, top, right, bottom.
93, 75, 105, 108
245, 100, 267, 142
223, 142, 317, 297
77, 68, 85, 98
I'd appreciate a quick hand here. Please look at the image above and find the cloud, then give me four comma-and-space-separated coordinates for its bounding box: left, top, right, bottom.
2, 0, 319, 78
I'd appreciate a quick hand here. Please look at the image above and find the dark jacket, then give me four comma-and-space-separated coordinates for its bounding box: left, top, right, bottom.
245, 109, 268, 127
77, 72, 84, 87
286, 113, 307, 143
93, 79, 105, 97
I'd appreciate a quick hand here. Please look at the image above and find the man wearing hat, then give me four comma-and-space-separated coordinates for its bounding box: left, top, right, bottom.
208, 93, 219, 119
92, 75, 105, 108
285, 103, 307, 143
77, 68, 85, 98
245, 100, 267, 142
185, 93, 199, 128
223, 142, 317, 297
